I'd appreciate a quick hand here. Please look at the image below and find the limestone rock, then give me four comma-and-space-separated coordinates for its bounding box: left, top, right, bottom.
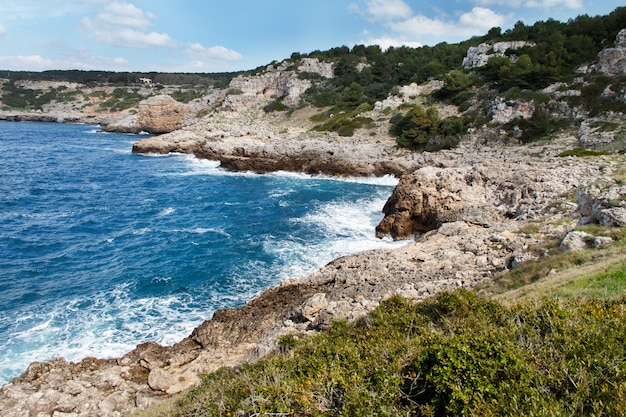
373, 81, 444, 112
578, 119, 619, 148
560, 231, 593, 252
131, 130, 202, 154
223, 70, 312, 111
376, 166, 491, 240
489, 97, 535, 124
138, 95, 188, 134
463, 41, 535, 68
577, 182, 626, 226
594, 29, 626, 75
148, 368, 175, 392
300, 293, 329, 321
297, 57, 334, 78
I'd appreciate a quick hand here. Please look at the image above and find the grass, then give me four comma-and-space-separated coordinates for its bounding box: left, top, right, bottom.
554, 263, 626, 298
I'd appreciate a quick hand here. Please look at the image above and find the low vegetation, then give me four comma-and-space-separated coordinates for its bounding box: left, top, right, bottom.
169, 290, 624, 416
388, 105, 466, 150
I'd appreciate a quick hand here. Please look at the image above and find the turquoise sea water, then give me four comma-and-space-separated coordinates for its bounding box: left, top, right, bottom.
0, 121, 404, 385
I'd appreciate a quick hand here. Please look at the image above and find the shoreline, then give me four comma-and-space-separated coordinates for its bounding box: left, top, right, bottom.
2, 125, 618, 416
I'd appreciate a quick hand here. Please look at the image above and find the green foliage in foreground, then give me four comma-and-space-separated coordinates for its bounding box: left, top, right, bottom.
173, 290, 626, 416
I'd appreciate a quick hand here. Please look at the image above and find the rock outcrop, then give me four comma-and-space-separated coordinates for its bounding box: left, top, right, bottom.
375, 166, 491, 239
489, 97, 535, 124
594, 29, 626, 74
373, 81, 444, 112
577, 182, 626, 226
137, 95, 188, 134
463, 41, 535, 68
222, 67, 313, 112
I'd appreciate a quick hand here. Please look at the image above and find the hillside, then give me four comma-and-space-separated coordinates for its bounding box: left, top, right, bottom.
1, 7, 626, 417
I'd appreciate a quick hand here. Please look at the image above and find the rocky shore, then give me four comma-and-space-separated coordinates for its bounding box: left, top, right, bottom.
2, 32, 626, 415
2, 127, 624, 416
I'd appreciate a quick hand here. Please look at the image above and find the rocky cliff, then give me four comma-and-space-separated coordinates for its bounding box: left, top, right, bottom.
593, 28, 626, 74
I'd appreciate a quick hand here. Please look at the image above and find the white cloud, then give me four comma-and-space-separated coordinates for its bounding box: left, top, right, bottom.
0, 55, 57, 70
360, 36, 422, 50
82, 1, 177, 48
473, 0, 523, 5
365, 0, 413, 22
93, 1, 153, 28
0, 53, 130, 71
459, 7, 507, 31
386, 6, 507, 43
524, 0, 583, 8
474, 0, 582, 8
0, 24, 7, 38
186, 43, 243, 61
180, 43, 244, 72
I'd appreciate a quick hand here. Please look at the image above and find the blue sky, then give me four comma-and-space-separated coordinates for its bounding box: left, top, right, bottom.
0, 0, 623, 73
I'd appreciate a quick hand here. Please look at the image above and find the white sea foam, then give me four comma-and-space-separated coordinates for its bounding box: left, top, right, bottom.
177, 155, 400, 186
180, 227, 231, 237
159, 207, 176, 216
0, 286, 215, 385
264, 194, 410, 282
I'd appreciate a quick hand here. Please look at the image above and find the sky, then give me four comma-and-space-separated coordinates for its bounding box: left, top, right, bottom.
0, 0, 623, 73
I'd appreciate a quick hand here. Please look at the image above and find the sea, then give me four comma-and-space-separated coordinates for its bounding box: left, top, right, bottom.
0, 121, 406, 385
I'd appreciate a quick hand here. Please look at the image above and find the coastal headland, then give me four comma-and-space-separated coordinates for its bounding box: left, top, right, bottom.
1, 23, 626, 416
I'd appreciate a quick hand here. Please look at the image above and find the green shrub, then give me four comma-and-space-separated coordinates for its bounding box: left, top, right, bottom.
173, 290, 626, 416
558, 148, 612, 157
225, 88, 244, 96
310, 103, 374, 136
263, 97, 288, 113
390, 105, 466, 151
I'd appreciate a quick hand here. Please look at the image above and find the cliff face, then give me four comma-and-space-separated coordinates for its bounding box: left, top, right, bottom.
594, 28, 626, 74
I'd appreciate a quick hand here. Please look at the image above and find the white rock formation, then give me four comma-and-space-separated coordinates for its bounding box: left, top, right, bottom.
463, 41, 535, 68
297, 57, 334, 78
594, 29, 626, 74
373, 81, 444, 112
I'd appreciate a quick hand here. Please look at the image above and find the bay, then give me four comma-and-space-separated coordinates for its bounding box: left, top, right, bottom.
0, 121, 404, 384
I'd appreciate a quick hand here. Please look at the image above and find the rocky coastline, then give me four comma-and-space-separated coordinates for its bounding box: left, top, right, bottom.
2, 32, 626, 416
2, 127, 624, 416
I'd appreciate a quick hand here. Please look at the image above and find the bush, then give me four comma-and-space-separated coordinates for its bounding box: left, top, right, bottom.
310, 103, 374, 136
173, 290, 626, 416
390, 105, 466, 151
507, 106, 569, 143
263, 96, 288, 113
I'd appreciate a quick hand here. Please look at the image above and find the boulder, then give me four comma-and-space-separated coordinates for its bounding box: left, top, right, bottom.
560, 231, 592, 252
138, 95, 188, 134
300, 293, 329, 321
577, 183, 626, 226
376, 167, 491, 240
